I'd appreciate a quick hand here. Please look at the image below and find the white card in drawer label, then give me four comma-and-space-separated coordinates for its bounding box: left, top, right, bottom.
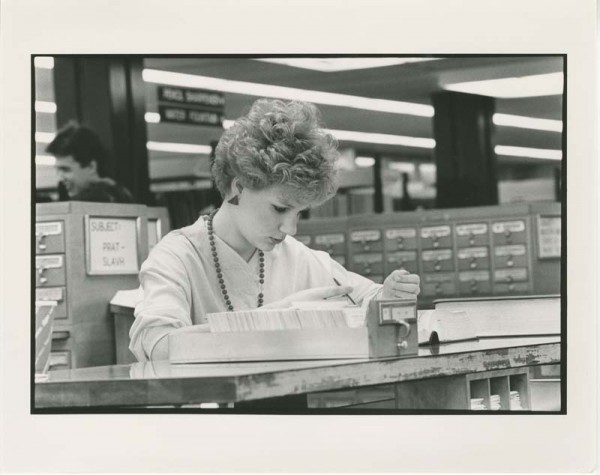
423, 273, 454, 283
36, 287, 64, 301
458, 247, 488, 259
456, 223, 488, 235
386, 228, 417, 239
495, 245, 526, 256
351, 230, 381, 242
36, 255, 63, 269
492, 220, 525, 233
387, 251, 417, 261
494, 268, 528, 281
422, 249, 452, 261
315, 234, 345, 245
353, 254, 383, 264
36, 222, 62, 236
459, 271, 491, 282
420, 225, 451, 238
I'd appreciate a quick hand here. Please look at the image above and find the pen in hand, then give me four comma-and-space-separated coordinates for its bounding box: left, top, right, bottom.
333, 278, 357, 305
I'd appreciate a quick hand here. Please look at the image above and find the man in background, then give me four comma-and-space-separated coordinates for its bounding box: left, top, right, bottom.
46, 122, 134, 203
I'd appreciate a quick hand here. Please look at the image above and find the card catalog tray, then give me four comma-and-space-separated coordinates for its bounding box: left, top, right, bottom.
169, 327, 370, 363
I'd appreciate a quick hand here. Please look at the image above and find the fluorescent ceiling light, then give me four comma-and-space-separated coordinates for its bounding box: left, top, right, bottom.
34, 57, 54, 69
36, 155, 56, 166
388, 162, 416, 173
355, 156, 375, 167
420, 163, 436, 173
145, 112, 161, 123
143, 69, 434, 117
253, 58, 439, 72
35, 101, 57, 113
444, 72, 564, 98
493, 113, 562, 132
147, 141, 212, 154
495, 145, 562, 160
35, 132, 56, 143
329, 129, 435, 148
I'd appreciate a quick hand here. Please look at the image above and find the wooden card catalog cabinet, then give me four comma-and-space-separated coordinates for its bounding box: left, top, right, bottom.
352, 253, 384, 280
458, 270, 492, 295
386, 250, 418, 274
422, 273, 456, 297
494, 245, 528, 268
36, 287, 67, 319
36, 202, 150, 369
420, 225, 452, 249
85, 216, 140, 275
421, 249, 454, 273
350, 229, 383, 253
35, 255, 66, 287
293, 202, 560, 306
494, 268, 529, 294
384, 227, 418, 251
313, 233, 346, 256
492, 220, 528, 245
35, 221, 65, 254
455, 223, 489, 247
457, 247, 490, 271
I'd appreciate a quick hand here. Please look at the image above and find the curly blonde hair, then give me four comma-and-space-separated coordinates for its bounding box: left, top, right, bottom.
212, 99, 340, 205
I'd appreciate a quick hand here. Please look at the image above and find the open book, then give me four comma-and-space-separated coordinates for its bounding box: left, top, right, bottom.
207, 300, 367, 333
419, 295, 560, 346
435, 295, 560, 338
418, 309, 478, 345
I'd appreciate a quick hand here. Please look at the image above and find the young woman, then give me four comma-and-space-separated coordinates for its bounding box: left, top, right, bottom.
129, 99, 420, 361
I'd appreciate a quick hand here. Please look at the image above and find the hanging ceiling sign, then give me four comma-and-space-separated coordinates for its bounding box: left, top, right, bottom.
157, 86, 225, 127
159, 105, 224, 127
158, 86, 225, 108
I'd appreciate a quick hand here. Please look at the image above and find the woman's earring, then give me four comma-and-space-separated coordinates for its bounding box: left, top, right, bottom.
227, 195, 239, 205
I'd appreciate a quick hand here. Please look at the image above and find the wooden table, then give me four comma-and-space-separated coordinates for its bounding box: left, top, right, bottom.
35, 336, 560, 410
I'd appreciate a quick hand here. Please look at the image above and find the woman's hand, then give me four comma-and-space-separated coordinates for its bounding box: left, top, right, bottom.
262, 285, 354, 309
381, 269, 420, 300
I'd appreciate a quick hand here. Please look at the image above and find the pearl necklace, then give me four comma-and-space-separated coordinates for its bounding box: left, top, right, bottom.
205, 208, 264, 311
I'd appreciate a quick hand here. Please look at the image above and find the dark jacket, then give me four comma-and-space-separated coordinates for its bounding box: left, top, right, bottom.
71, 178, 134, 203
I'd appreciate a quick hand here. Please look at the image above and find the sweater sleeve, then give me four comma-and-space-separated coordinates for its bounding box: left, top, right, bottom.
129, 235, 194, 361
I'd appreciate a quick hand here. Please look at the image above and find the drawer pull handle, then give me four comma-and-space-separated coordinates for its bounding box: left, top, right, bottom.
36, 233, 48, 250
